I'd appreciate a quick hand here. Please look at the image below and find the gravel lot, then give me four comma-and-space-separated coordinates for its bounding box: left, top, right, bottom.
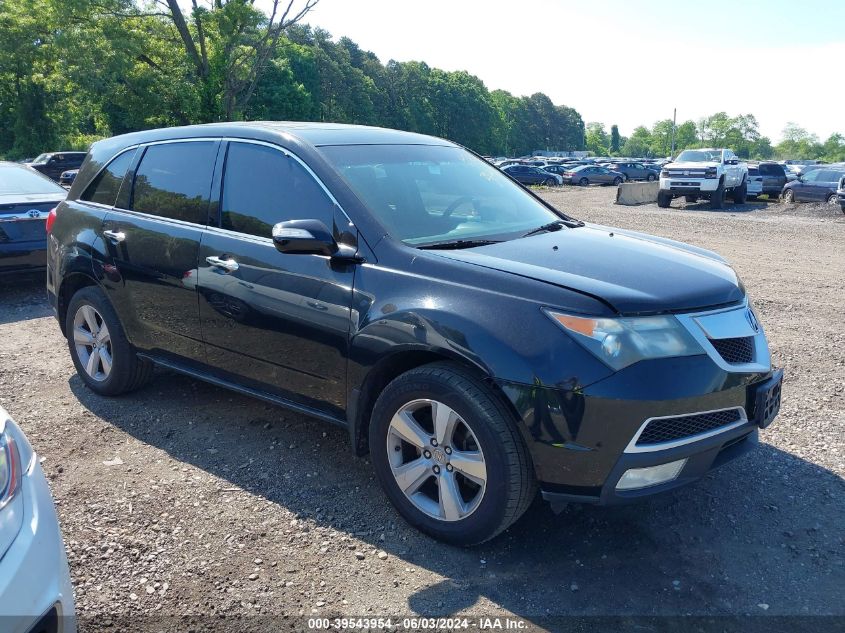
1, 186, 843, 631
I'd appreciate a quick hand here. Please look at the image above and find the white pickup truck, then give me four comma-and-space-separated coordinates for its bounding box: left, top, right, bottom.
658, 148, 748, 209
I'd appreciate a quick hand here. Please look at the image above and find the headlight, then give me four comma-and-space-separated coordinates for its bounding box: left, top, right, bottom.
660, 170, 671, 178
544, 310, 705, 370
705, 167, 717, 179
0, 433, 21, 511
0, 413, 34, 511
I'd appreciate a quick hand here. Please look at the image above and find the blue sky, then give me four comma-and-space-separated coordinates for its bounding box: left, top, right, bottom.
304, 0, 844, 142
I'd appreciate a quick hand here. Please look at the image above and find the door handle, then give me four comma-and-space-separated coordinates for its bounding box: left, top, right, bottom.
102, 230, 126, 243
205, 255, 239, 272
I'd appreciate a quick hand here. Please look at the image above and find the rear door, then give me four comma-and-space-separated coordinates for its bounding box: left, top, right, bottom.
197, 140, 354, 417
100, 139, 220, 364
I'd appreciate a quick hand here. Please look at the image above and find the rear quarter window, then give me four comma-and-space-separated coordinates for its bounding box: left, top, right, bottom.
80, 149, 137, 206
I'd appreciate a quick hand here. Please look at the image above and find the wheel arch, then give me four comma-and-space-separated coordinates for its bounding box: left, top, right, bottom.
347, 348, 521, 457
57, 271, 100, 336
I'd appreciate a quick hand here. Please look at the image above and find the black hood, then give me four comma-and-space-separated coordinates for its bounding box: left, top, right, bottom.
430, 224, 744, 315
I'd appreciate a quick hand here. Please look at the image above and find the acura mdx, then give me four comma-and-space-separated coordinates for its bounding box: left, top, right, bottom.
47, 123, 782, 545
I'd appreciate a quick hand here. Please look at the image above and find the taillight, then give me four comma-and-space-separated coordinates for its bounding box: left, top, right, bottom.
46, 207, 57, 234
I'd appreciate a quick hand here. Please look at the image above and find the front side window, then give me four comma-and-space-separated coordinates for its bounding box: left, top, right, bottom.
320, 144, 565, 246
131, 142, 217, 224
801, 170, 820, 182
81, 149, 136, 206
220, 142, 335, 238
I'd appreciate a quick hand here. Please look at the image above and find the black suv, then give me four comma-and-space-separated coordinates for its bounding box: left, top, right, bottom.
27, 152, 87, 181
47, 123, 782, 545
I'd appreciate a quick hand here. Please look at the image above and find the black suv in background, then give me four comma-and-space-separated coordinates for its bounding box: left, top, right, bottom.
47, 123, 782, 545
27, 152, 87, 181
756, 162, 787, 199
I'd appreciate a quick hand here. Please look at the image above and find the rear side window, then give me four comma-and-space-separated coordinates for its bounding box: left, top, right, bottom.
131, 142, 217, 224
81, 149, 136, 206
220, 142, 335, 238
759, 164, 783, 176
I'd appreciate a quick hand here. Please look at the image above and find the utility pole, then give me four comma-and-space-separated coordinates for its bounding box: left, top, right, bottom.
670, 107, 677, 157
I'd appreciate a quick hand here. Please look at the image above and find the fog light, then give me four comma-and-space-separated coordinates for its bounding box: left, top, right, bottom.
616, 458, 687, 491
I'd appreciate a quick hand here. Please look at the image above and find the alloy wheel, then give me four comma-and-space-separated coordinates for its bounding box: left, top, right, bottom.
73, 304, 113, 382
386, 399, 487, 522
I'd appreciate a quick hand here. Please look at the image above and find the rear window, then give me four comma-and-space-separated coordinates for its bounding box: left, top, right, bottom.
0, 164, 66, 195
81, 149, 136, 206
131, 142, 217, 224
759, 164, 784, 176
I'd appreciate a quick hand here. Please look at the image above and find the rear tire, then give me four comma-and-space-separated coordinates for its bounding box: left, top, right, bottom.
657, 191, 672, 208
544, 178, 556, 187
826, 193, 837, 205
578, 177, 589, 186
732, 179, 748, 204
646, 173, 656, 182
369, 362, 535, 546
613, 177, 623, 186
65, 286, 153, 396
711, 180, 725, 209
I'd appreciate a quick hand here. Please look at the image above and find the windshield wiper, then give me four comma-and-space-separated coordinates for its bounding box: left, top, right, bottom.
418, 239, 502, 250
521, 219, 569, 238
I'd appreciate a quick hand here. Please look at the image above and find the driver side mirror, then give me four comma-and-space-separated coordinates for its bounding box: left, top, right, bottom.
272, 219, 338, 256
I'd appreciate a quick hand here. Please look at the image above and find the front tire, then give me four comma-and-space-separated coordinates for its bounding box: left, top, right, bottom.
65, 286, 152, 396
578, 177, 589, 186
613, 177, 623, 186
544, 178, 556, 187
657, 191, 672, 208
369, 362, 535, 546
826, 193, 837, 205
646, 173, 656, 182
783, 189, 795, 203
732, 179, 748, 204
711, 180, 725, 209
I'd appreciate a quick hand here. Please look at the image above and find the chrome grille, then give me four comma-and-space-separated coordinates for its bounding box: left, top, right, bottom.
636, 409, 744, 447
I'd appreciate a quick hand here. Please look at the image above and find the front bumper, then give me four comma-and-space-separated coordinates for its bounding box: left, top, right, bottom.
0, 462, 76, 633
500, 360, 779, 506
659, 176, 719, 194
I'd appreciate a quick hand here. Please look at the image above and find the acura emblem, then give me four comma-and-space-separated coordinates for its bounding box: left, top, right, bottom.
745, 309, 759, 332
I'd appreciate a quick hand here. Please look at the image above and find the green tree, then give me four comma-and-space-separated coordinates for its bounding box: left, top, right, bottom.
609, 124, 620, 154
585, 122, 609, 155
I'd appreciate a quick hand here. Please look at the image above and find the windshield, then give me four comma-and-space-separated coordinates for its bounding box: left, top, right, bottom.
0, 164, 67, 195
675, 150, 722, 163
319, 144, 566, 246
30, 153, 51, 165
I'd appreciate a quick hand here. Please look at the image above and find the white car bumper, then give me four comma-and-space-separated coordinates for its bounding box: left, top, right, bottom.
0, 460, 76, 633
659, 177, 720, 193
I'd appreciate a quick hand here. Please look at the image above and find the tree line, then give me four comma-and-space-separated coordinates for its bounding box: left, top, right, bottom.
0, 0, 583, 159
1, 0, 840, 163
586, 115, 845, 162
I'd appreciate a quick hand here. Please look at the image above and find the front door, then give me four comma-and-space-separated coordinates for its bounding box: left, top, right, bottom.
197, 140, 354, 418
100, 139, 220, 364
794, 170, 820, 201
